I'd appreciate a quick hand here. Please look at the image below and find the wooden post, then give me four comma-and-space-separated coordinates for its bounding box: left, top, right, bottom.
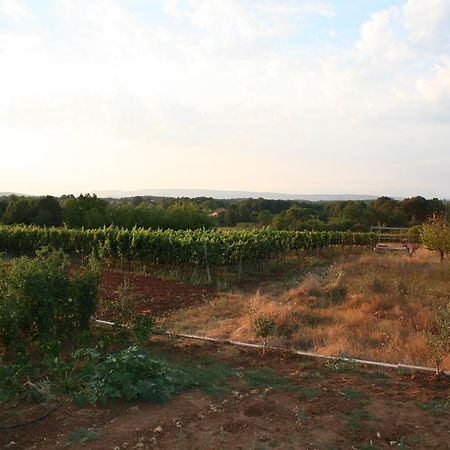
203, 243, 211, 284
238, 255, 243, 281
190, 265, 198, 283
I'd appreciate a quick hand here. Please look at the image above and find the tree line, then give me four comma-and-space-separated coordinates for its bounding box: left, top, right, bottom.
0, 194, 213, 230
0, 193, 447, 231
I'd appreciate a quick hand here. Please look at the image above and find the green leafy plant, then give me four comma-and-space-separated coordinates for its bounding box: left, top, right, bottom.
421, 215, 450, 261
0, 364, 24, 403
131, 314, 155, 344
0, 249, 99, 357
249, 309, 276, 355
75, 346, 179, 404
0, 224, 377, 268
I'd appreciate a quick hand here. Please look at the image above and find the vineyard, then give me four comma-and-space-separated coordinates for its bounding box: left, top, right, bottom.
1, 227, 449, 449
0, 225, 377, 267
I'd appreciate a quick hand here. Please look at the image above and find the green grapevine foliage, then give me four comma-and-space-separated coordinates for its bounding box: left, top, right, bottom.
0, 225, 377, 267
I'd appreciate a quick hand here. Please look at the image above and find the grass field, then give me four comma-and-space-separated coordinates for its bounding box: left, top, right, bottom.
162, 247, 450, 370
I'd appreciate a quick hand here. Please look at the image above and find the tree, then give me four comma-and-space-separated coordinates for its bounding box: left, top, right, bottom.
3, 197, 33, 225
401, 196, 429, 224
421, 215, 450, 261
427, 303, 450, 375
256, 210, 273, 226
62, 194, 109, 228
249, 306, 276, 355
34, 196, 63, 227
0, 199, 8, 221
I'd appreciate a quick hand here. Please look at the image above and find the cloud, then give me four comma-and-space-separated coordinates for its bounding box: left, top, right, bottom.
356, 6, 414, 63
55, 0, 74, 20
403, 0, 450, 43
162, 0, 334, 51
1, 0, 34, 20
0, 0, 449, 196
356, 0, 450, 63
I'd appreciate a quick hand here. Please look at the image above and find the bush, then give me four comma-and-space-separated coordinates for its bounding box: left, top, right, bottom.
250, 311, 276, 354
131, 315, 155, 344
421, 215, 450, 261
75, 346, 179, 404
0, 249, 99, 356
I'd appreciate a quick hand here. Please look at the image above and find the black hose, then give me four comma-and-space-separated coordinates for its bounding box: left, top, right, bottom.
0, 402, 64, 430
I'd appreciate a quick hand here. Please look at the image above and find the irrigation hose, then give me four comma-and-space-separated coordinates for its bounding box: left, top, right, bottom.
93, 319, 450, 376
0, 402, 64, 430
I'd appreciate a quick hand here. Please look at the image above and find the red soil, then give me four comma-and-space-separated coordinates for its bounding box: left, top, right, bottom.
97, 269, 217, 320
1, 338, 449, 450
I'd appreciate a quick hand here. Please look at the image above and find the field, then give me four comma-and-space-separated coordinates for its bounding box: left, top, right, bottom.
93, 247, 449, 370
1, 240, 449, 449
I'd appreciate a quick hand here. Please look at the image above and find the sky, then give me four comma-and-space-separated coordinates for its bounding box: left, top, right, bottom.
0, 0, 449, 198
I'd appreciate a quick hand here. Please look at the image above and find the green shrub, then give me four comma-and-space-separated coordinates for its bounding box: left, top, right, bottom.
0, 364, 23, 403
250, 312, 276, 354
76, 346, 178, 404
131, 315, 155, 344
0, 249, 99, 356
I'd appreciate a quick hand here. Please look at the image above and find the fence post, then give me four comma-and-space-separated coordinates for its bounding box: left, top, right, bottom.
237, 255, 243, 281
203, 243, 211, 283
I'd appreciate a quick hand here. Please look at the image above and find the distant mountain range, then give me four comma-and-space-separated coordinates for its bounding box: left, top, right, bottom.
94, 188, 380, 201
3, 189, 446, 200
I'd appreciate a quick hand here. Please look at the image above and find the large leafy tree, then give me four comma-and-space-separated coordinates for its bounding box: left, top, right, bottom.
62, 194, 109, 228
34, 196, 63, 226
2, 197, 34, 225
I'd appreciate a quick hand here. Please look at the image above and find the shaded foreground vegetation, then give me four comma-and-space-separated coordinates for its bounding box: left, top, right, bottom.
1, 337, 449, 450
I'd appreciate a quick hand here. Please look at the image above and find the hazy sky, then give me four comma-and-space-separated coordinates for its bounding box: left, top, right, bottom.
0, 0, 449, 197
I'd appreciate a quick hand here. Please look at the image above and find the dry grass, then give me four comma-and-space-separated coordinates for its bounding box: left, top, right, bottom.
162, 248, 450, 369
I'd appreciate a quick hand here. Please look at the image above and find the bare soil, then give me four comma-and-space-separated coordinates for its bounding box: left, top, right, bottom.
1, 337, 449, 450
97, 269, 217, 320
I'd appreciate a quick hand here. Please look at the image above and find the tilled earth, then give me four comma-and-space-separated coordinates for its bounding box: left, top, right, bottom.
97, 269, 217, 320
1, 338, 449, 450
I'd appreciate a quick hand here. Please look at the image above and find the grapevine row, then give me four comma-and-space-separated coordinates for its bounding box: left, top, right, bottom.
0, 225, 377, 266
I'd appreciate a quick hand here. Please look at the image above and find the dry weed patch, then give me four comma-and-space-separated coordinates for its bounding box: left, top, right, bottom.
163, 249, 450, 369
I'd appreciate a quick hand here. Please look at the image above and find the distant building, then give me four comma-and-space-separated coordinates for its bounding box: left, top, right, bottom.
209, 208, 227, 218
